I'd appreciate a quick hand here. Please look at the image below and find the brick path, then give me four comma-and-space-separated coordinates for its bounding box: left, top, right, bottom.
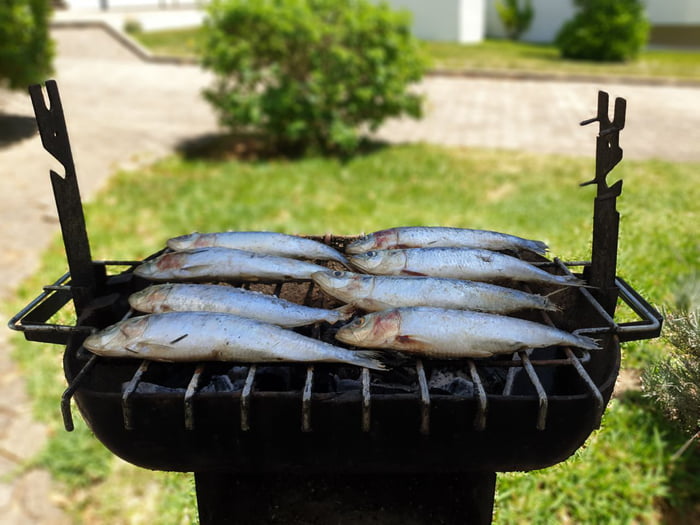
1, 15, 699, 523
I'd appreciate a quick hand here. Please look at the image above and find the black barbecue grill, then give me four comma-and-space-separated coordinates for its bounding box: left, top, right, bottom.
10, 82, 662, 524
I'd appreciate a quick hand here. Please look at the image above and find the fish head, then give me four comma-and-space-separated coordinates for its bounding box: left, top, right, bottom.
167, 232, 215, 251
133, 251, 196, 280
83, 315, 151, 357
348, 250, 404, 274
335, 310, 402, 348
311, 270, 371, 294
128, 284, 174, 313
346, 229, 398, 254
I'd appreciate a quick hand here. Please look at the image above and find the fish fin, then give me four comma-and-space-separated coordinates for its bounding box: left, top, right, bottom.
352, 351, 389, 371
401, 270, 428, 277
331, 304, 357, 322
394, 334, 433, 351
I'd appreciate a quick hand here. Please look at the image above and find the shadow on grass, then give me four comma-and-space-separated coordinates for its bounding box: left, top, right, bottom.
0, 113, 37, 148
615, 390, 700, 521
175, 132, 391, 163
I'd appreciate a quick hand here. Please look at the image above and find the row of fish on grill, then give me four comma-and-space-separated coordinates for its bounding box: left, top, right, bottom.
83, 227, 600, 370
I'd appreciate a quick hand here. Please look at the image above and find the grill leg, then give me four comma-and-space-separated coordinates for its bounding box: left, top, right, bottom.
195, 471, 496, 524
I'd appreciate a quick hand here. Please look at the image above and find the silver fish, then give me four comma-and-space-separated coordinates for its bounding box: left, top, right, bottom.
348, 248, 583, 287
129, 283, 353, 327
133, 247, 329, 282
346, 227, 548, 256
311, 270, 557, 314
168, 231, 349, 266
83, 311, 386, 370
335, 307, 600, 358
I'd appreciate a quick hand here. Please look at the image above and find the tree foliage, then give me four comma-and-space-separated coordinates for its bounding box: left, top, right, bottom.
555, 0, 649, 62
496, 0, 534, 41
0, 0, 54, 90
200, 0, 427, 155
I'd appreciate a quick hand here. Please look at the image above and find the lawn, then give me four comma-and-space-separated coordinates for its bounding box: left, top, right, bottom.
9, 143, 700, 523
130, 26, 700, 82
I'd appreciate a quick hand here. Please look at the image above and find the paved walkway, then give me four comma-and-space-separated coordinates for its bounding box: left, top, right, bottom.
1, 10, 699, 523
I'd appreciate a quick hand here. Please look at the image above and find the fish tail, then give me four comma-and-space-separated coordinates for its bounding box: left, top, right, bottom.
523, 240, 549, 256
350, 350, 389, 371
330, 304, 357, 323
555, 274, 588, 287
572, 334, 601, 350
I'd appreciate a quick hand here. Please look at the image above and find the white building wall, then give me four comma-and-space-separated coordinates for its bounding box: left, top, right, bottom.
385, 0, 485, 43
486, 0, 700, 42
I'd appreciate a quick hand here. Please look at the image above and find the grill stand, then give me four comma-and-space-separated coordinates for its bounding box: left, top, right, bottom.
16, 81, 656, 525
195, 471, 496, 525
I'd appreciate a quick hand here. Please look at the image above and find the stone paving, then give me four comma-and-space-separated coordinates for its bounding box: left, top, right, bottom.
1, 11, 699, 523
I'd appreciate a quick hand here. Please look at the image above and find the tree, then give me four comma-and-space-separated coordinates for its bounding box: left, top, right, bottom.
200, 0, 427, 155
496, 0, 534, 41
555, 0, 649, 62
0, 0, 54, 90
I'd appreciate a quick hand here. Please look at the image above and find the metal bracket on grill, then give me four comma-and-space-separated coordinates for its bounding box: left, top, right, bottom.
28, 80, 102, 316
580, 90, 626, 315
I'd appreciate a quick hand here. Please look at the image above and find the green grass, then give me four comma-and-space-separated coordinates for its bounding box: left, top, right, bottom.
8, 144, 700, 523
425, 39, 700, 81
130, 26, 700, 81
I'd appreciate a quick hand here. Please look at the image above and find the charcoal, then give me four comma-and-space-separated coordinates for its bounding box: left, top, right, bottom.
200, 375, 235, 393
447, 377, 474, 397
370, 382, 416, 394
335, 378, 362, 392
122, 381, 185, 394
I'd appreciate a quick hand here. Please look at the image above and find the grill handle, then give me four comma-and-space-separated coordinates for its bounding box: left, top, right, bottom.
615, 277, 663, 343
7, 272, 93, 345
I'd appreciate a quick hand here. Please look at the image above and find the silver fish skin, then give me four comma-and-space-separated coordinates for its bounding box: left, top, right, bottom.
348, 248, 583, 287
167, 231, 349, 266
83, 312, 386, 370
133, 247, 329, 282
346, 227, 548, 256
129, 283, 353, 327
311, 270, 557, 314
335, 307, 600, 358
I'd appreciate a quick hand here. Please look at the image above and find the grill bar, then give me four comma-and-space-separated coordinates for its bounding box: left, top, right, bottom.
468, 361, 488, 431
122, 360, 150, 430
240, 365, 256, 432
185, 365, 205, 430
416, 359, 430, 435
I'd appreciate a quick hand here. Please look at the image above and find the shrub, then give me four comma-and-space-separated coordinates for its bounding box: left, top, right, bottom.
555, 0, 649, 62
200, 0, 427, 155
496, 0, 534, 41
0, 0, 54, 90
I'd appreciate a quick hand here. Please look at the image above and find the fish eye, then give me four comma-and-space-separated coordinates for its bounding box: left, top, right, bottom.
333, 271, 343, 277
352, 318, 365, 328
366, 251, 376, 257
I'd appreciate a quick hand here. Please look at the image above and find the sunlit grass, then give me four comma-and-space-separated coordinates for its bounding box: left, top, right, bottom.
9, 144, 699, 523
130, 27, 700, 81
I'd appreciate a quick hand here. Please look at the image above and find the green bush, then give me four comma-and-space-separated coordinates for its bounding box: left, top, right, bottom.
555, 0, 649, 62
200, 0, 427, 155
0, 0, 54, 90
496, 0, 534, 41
